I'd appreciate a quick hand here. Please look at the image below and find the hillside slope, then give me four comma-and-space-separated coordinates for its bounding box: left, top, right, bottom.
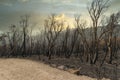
0, 58, 105, 80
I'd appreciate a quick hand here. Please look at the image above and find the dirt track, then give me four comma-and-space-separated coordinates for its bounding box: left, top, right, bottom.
0, 58, 109, 80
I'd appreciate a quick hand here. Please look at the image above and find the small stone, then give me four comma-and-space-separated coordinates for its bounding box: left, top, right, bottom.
57, 65, 65, 70
50, 64, 57, 68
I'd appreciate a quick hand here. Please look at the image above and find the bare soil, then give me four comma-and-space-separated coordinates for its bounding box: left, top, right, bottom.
0, 58, 99, 80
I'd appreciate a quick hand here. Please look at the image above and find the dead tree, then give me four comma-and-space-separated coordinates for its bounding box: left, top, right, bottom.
20, 15, 30, 57
75, 16, 91, 63
61, 26, 70, 58
7, 25, 17, 56
87, 0, 109, 64
98, 12, 120, 67
44, 14, 63, 59
105, 12, 120, 64
68, 28, 79, 58
0, 33, 7, 56
7, 24, 23, 57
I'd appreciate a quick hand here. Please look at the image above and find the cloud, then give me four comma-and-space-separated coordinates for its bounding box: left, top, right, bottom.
55, 2, 86, 8
111, 0, 120, 7
0, 3, 12, 6
18, 0, 30, 3
0, 0, 119, 32
0, 0, 14, 6
40, 0, 74, 4
0, 0, 30, 6
104, 0, 120, 13
54, 14, 75, 28
61, 0, 73, 3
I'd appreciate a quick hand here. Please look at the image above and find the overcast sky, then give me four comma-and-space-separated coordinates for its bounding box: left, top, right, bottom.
0, 0, 120, 32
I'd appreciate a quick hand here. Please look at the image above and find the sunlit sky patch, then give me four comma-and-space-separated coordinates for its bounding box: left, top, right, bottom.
0, 0, 120, 32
